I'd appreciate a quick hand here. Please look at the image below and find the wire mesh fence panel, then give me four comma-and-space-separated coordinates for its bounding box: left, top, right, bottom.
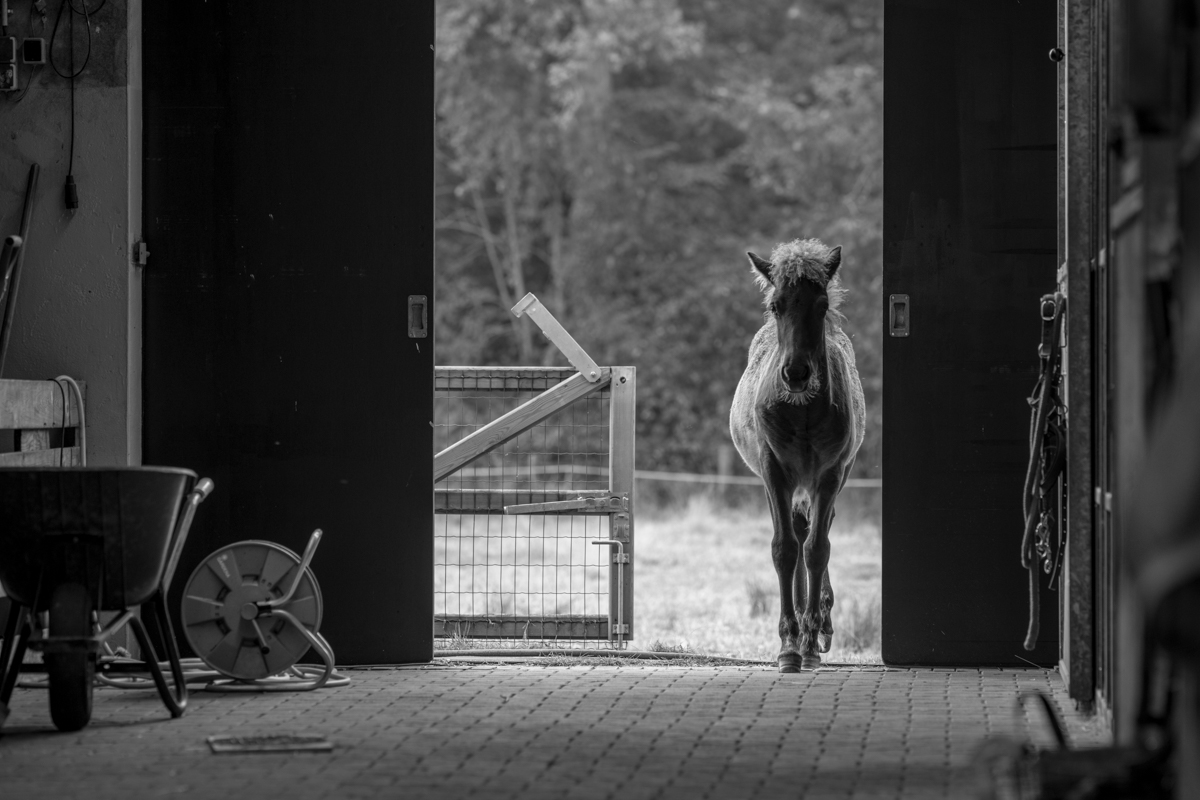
434, 367, 627, 642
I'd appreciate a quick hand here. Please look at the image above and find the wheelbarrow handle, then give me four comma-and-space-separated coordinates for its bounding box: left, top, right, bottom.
163, 478, 216, 594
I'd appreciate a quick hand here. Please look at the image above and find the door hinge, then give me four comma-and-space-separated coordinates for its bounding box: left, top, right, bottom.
132, 240, 150, 266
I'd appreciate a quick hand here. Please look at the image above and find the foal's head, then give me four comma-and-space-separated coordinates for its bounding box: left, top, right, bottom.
748, 238, 844, 403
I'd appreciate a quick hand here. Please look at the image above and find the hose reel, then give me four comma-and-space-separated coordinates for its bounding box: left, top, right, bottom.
180, 529, 340, 690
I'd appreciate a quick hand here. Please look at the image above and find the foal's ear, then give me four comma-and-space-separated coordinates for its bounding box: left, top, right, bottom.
747, 252, 774, 287
824, 246, 842, 279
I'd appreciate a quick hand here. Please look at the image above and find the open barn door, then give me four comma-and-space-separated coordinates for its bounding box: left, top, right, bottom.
882, 0, 1059, 665
142, 2, 434, 664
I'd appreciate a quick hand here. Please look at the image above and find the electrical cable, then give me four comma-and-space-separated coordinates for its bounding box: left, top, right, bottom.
20, 655, 351, 693
49, 0, 103, 208
52, 375, 85, 465
50, 376, 65, 466
9, 63, 41, 103
48, 0, 87, 80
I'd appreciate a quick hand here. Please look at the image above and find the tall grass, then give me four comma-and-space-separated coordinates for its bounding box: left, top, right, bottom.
632, 490, 882, 663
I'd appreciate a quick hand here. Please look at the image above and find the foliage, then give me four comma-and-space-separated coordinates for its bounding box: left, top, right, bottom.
436, 0, 883, 477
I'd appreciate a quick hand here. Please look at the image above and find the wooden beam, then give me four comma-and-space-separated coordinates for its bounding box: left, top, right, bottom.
434, 616, 609, 640
0, 379, 85, 428
0, 447, 82, 467
1061, 0, 1097, 711
434, 371, 610, 482
435, 366, 579, 392
511, 294, 602, 382
435, 488, 612, 515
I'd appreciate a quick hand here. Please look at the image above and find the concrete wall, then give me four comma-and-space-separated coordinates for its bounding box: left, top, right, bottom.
0, 0, 139, 466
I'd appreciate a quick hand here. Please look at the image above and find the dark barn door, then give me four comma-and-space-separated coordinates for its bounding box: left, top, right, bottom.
883, 1, 1059, 665
143, 2, 434, 664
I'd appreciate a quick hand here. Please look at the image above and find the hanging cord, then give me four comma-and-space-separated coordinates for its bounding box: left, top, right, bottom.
49, 0, 105, 208
1021, 293, 1066, 651
51, 375, 85, 465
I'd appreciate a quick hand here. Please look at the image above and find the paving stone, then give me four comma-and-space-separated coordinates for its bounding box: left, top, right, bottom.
0, 665, 1108, 799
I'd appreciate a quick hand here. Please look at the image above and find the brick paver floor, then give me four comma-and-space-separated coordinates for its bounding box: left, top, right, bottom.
0, 665, 1109, 799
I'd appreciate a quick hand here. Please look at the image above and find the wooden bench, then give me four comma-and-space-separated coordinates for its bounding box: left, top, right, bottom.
0, 379, 86, 605
0, 379, 85, 468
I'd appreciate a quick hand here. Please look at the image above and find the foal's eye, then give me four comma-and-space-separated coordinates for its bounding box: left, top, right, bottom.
769, 299, 783, 316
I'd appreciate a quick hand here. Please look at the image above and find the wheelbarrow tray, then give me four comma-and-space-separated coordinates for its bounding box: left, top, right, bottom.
0, 467, 211, 731
0, 467, 197, 609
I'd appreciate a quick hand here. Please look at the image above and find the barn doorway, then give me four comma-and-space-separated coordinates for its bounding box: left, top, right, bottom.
432, 1, 884, 663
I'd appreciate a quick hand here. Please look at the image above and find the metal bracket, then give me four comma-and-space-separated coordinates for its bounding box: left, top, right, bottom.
504, 494, 628, 515
511, 293, 601, 382
592, 539, 628, 648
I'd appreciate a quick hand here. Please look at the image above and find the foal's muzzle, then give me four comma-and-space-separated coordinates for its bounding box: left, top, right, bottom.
781, 363, 811, 393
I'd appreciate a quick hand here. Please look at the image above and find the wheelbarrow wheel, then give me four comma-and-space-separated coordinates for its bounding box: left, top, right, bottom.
47, 582, 95, 732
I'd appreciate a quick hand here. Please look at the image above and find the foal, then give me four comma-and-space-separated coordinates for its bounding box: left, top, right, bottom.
729, 239, 865, 672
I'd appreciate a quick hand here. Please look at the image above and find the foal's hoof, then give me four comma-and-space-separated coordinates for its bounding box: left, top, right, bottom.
819, 631, 832, 653
777, 653, 802, 673
801, 653, 822, 671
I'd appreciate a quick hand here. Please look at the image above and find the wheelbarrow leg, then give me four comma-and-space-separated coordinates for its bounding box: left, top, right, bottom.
128, 591, 187, 718
0, 603, 31, 726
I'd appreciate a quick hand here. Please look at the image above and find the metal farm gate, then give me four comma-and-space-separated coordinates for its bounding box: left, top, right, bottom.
432, 296, 635, 645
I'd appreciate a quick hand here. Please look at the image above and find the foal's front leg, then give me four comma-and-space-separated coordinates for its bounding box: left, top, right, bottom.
763, 463, 802, 673
799, 484, 838, 669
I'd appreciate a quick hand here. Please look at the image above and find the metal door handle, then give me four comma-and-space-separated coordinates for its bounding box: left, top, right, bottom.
408, 295, 428, 338
889, 294, 910, 337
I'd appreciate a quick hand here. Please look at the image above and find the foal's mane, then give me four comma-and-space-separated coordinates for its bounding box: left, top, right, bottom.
754, 238, 848, 326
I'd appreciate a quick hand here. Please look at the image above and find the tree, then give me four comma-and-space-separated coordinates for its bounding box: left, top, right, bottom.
435, 0, 701, 363
435, 0, 885, 477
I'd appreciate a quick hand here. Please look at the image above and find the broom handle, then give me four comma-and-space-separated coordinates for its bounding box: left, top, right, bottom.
0, 164, 40, 378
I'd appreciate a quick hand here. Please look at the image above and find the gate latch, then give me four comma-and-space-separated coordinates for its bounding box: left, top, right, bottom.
504, 494, 628, 515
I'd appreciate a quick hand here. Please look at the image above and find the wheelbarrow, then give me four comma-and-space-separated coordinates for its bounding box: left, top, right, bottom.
0, 467, 213, 731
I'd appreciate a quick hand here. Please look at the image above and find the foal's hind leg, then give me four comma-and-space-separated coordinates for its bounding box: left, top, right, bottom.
799, 483, 838, 668
791, 503, 811, 625
793, 504, 834, 653
816, 507, 835, 653
819, 568, 835, 654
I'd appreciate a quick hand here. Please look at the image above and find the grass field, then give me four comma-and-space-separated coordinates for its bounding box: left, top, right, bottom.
632, 491, 882, 664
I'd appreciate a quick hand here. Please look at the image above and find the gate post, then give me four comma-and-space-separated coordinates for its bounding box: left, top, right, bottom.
609, 367, 636, 644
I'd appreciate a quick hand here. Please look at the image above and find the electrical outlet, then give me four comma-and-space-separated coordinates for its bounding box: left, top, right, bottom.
0, 62, 16, 93
22, 38, 45, 65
